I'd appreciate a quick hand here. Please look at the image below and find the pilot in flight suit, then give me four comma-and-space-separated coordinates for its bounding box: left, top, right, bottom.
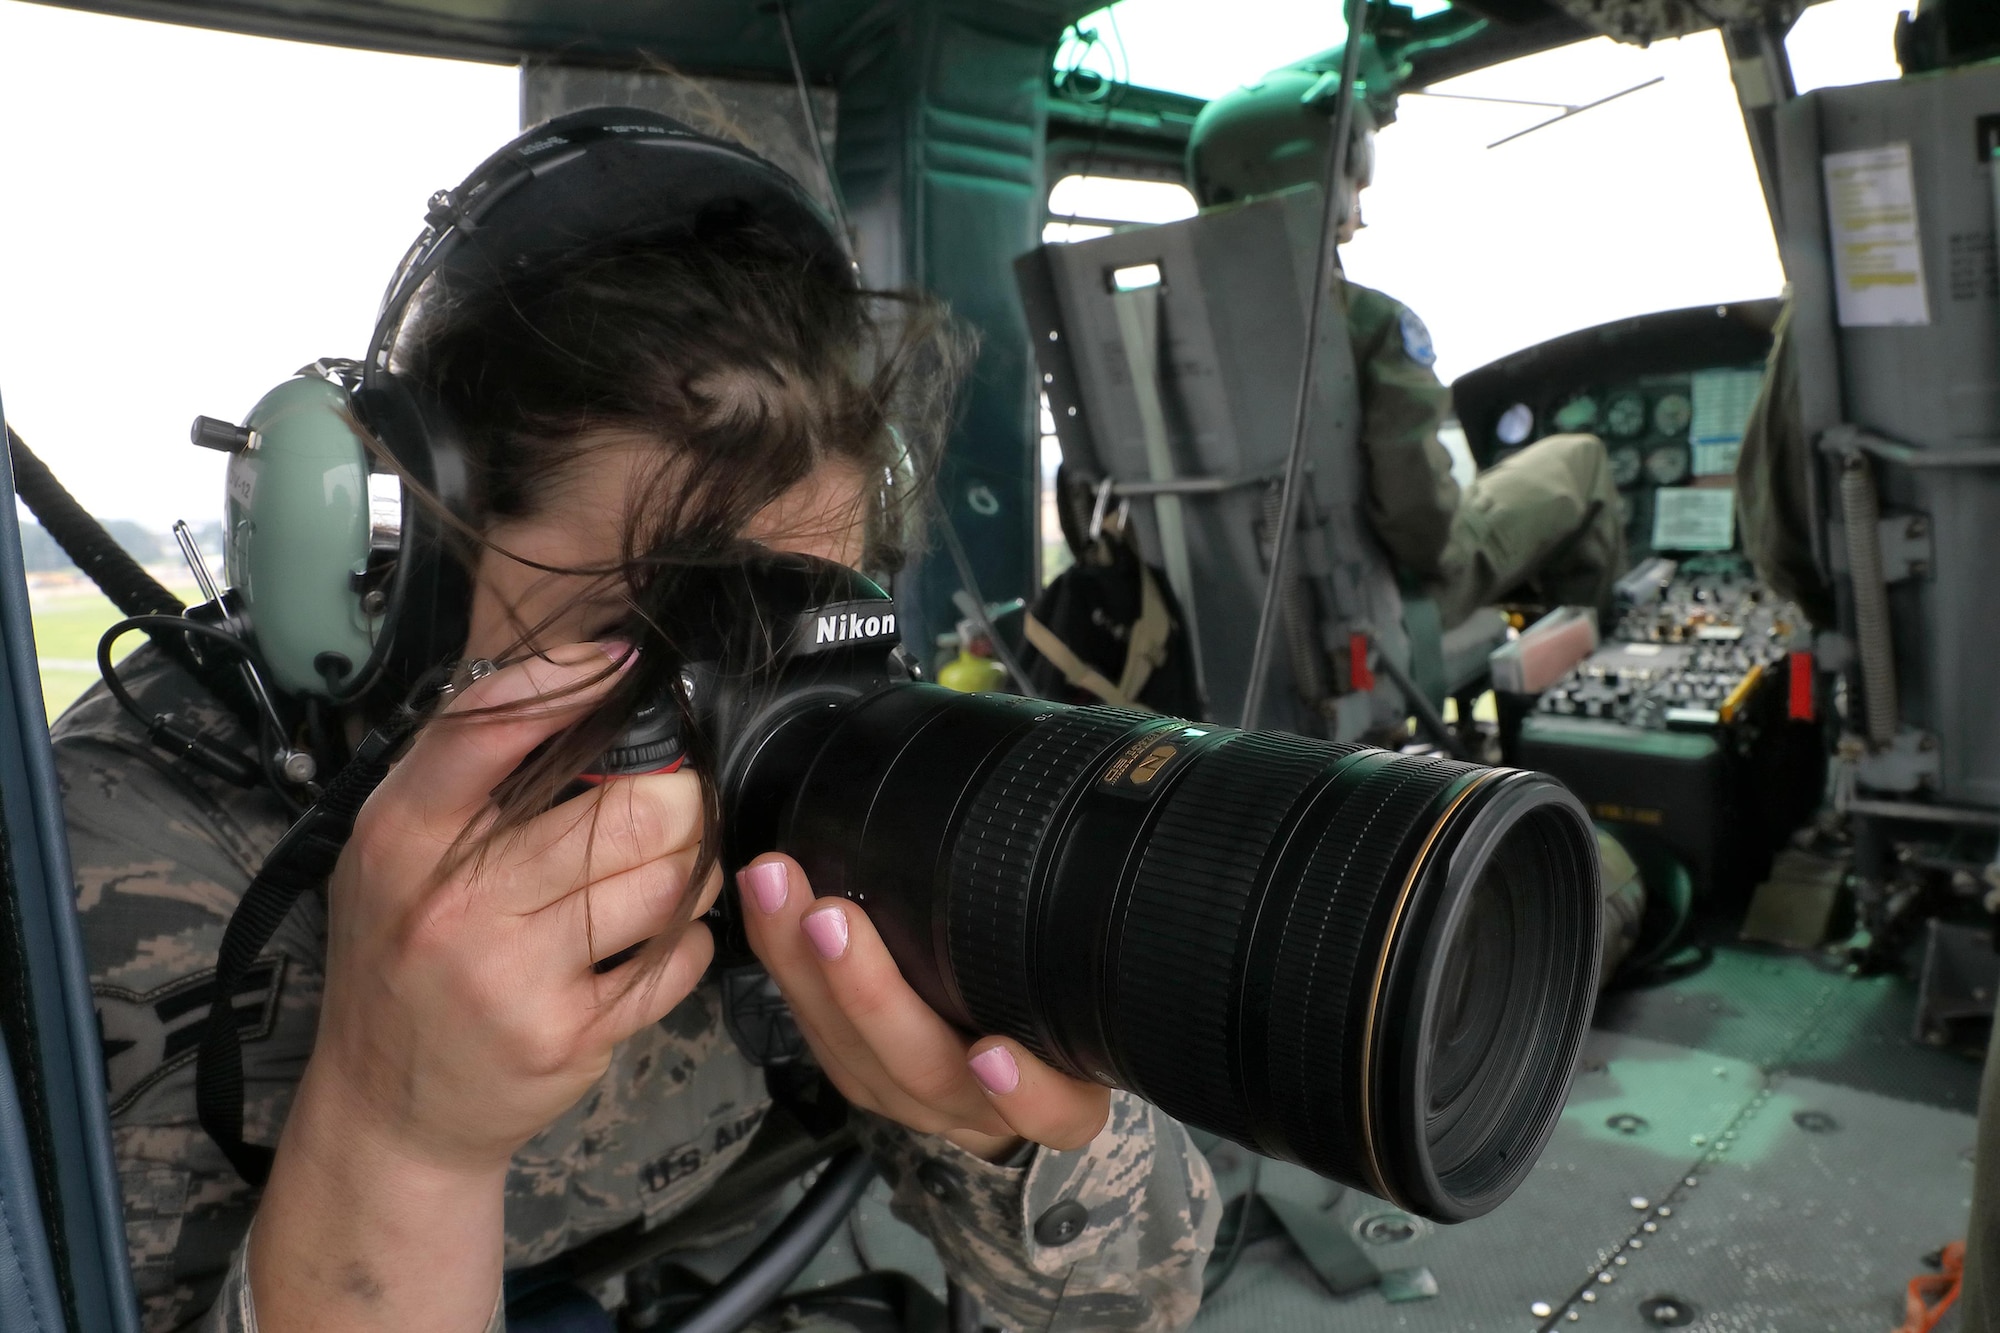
1188, 67, 1625, 631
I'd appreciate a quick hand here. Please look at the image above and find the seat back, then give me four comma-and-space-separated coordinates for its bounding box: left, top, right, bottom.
0, 402, 142, 1333
1017, 186, 1412, 740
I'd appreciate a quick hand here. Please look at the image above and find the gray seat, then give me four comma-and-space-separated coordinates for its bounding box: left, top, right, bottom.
1018, 186, 1419, 741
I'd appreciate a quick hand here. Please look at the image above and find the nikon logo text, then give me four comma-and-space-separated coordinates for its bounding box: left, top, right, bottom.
816, 611, 897, 645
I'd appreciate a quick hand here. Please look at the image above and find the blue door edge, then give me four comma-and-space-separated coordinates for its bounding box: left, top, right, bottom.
0, 398, 142, 1332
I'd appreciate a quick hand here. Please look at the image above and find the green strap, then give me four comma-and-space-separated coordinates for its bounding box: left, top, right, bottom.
1402, 593, 1448, 710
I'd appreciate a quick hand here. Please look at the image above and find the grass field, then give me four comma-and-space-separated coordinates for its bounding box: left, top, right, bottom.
30, 576, 200, 723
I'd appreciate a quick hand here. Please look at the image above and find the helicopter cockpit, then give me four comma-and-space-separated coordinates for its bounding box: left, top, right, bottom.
1, 0, 1997, 1330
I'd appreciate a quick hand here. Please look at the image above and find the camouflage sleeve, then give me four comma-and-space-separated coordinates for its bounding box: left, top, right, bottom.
195, 1232, 507, 1333
51, 661, 312, 1332
856, 1093, 1219, 1332
193, 1239, 251, 1333
1341, 279, 1462, 579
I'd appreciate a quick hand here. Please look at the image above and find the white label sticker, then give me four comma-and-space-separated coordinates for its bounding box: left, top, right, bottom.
1689, 367, 1763, 476
1822, 144, 1931, 327
1652, 487, 1736, 551
226, 462, 255, 512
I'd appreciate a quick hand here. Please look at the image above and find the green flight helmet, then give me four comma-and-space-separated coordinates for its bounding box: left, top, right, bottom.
1186, 40, 1405, 210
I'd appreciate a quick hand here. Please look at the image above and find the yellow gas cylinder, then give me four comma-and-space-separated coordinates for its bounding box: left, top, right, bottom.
938, 644, 1008, 693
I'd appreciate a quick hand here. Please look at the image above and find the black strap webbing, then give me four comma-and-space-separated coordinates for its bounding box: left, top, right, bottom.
195, 724, 405, 1186
8, 426, 262, 733
7, 426, 182, 621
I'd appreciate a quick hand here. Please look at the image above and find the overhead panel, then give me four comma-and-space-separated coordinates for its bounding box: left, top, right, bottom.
32, 0, 1097, 70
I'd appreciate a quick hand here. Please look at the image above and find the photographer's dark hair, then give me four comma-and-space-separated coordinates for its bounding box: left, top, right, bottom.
399, 215, 965, 898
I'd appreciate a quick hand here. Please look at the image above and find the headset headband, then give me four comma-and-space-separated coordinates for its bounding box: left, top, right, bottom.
367, 109, 855, 385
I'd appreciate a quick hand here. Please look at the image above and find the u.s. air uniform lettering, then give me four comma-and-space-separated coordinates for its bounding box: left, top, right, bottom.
1341, 277, 1626, 627
57, 648, 1218, 1332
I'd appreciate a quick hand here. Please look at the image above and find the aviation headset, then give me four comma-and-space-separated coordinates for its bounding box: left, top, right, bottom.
188, 107, 862, 1189
204, 106, 855, 706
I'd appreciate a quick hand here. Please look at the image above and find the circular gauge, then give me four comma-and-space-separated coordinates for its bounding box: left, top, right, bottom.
1652, 392, 1693, 437
1605, 393, 1647, 439
1553, 394, 1599, 433
1496, 402, 1534, 446
1614, 491, 1633, 529
1608, 444, 1643, 488
1644, 442, 1691, 486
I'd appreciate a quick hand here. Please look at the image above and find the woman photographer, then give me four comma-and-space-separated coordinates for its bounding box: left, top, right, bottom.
57, 112, 1216, 1333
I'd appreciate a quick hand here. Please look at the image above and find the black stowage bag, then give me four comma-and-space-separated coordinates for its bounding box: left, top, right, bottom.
1019, 526, 1204, 720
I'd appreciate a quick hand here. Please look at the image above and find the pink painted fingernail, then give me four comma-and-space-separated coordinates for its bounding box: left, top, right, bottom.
597, 639, 639, 672
741, 861, 788, 915
802, 906, 849, 960
968, 1046, 1020, 1096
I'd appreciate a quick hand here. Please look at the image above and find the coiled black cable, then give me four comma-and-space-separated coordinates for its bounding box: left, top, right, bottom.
95, 616, 268, 789
10, 425, 262, 732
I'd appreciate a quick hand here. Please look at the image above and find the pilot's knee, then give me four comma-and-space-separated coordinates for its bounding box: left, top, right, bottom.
1529, 430, 1613, 478
1596, 826, 1647, 987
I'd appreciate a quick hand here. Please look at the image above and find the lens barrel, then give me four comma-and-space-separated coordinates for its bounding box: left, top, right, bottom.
726, 683, 1600, 1221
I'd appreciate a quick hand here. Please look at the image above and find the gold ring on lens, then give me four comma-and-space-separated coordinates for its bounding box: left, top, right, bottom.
1357, 767, 1503, 1208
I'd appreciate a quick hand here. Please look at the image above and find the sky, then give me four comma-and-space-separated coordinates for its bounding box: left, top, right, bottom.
0, 2, 518, 530
0, 0, 1911, 529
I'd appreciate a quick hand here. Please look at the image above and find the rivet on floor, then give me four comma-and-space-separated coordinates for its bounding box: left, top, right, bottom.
1630, 1196, 1650, 1210
1531, 1301, 1554, 1317
1659, 1207, 1673, 1218
1639, 1295, 1696, 1326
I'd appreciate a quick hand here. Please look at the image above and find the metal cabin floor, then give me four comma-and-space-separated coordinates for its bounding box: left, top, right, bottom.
1189, 943, 1982, 1333
755, 944, 1983, 1331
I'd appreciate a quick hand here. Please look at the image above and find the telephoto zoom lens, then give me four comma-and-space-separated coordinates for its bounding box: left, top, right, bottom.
725, 684, 1600, 1222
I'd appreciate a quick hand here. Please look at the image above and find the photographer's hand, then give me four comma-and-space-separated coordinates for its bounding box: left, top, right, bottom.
737, 854, 1111, 1162
250, 642, 722, 1332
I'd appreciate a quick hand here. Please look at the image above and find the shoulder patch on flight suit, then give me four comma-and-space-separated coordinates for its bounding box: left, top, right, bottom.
95, 956, 286, 1115
1398, 306, 1437, 368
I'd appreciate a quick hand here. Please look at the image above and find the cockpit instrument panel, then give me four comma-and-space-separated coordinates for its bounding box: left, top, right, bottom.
1452, 301, 1781, 564
1509, 552, 1820, 899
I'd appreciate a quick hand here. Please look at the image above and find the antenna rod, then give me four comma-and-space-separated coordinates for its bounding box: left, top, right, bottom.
774, 0, 856, 261
1239, 0, 1373, 732
173, 520, 310, 783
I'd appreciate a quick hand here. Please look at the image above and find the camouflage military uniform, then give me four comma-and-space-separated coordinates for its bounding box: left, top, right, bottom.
1341, 278, 1626, 628
54, 647, 1219, 1333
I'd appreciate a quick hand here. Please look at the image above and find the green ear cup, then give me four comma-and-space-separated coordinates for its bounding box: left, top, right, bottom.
224, 376, 382, 697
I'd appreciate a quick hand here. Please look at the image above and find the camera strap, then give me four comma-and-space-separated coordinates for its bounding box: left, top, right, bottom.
194, 721, 408, 1186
